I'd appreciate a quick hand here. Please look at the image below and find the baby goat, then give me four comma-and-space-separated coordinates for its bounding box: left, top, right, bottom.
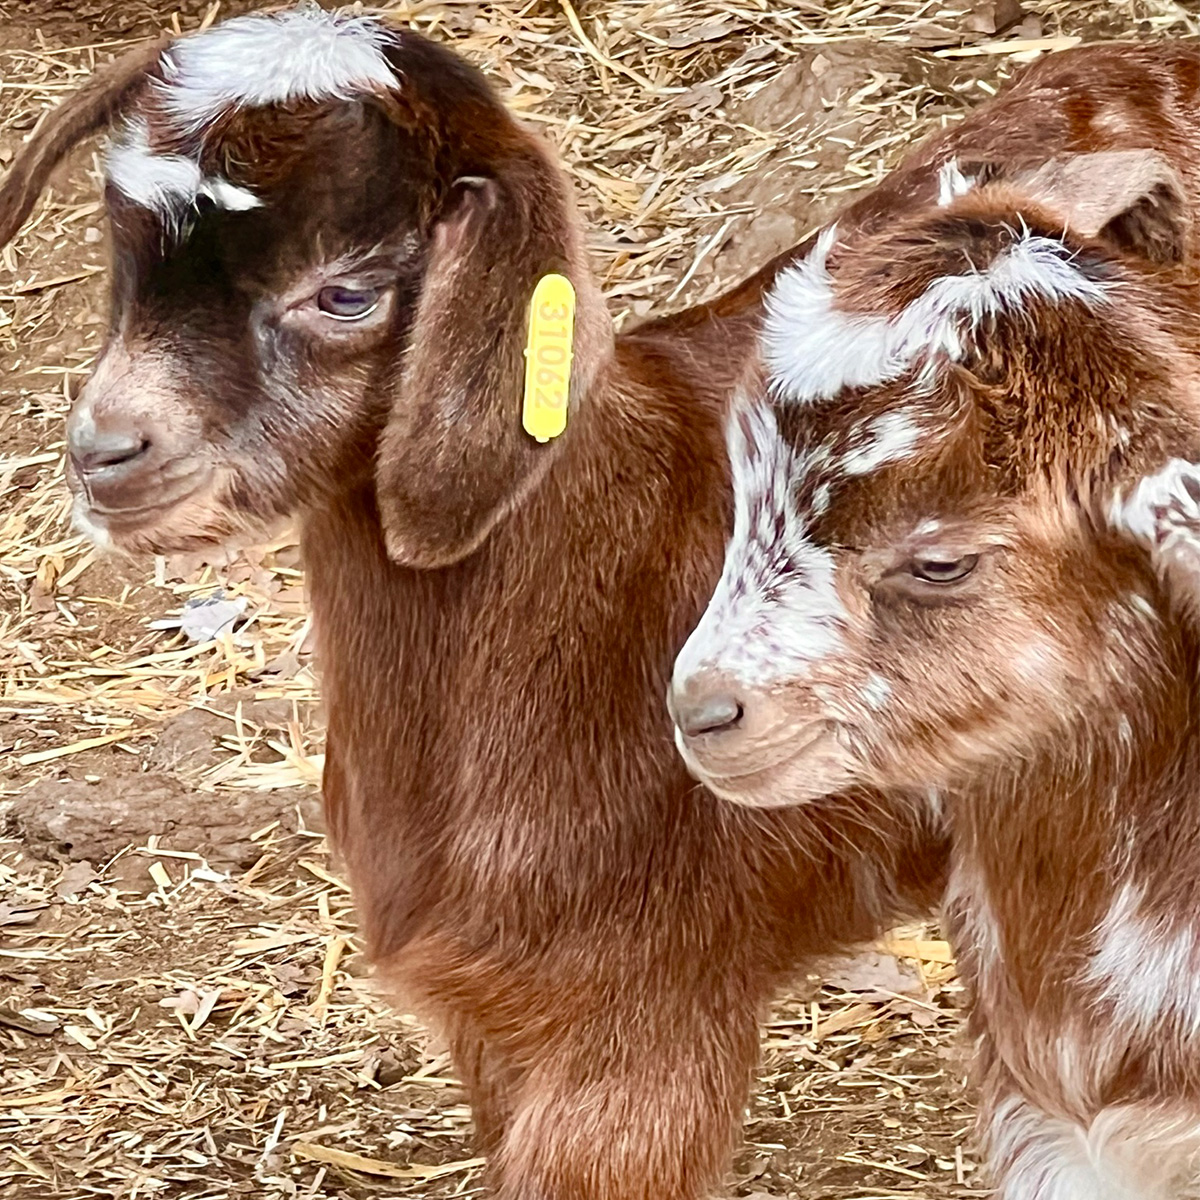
672, 42, 1200, 1200
0, 9, 953, 1198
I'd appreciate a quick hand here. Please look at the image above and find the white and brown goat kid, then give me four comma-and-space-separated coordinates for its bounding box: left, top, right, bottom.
670, 155, 1200, 1198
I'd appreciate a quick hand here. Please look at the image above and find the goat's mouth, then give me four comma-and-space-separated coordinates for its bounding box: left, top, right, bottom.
676, 721, 852, 808
69, 468, 250, 555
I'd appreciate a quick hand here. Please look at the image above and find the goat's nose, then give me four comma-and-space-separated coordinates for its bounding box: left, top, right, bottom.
68, 412, 151, 476
672, 690, 744, 739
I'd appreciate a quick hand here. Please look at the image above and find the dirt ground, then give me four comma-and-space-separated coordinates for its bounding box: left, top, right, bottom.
1, 2, 1197, 1198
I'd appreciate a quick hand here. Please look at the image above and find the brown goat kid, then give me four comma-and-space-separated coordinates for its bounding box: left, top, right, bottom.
671, 40, 1200, 1200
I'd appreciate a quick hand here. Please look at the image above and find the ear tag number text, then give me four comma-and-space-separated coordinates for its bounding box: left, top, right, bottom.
523, 273, 576, 443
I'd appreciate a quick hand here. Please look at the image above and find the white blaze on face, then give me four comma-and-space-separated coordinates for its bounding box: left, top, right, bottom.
159, 8, 396, 134
673, 397, 849, 693
841, 409, 921, 475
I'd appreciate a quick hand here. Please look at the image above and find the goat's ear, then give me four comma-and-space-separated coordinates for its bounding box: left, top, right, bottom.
375, 140, 601, 569
0, 37, 168, 248
1109, 458, 1200, 620
1011, 149, 1188, 266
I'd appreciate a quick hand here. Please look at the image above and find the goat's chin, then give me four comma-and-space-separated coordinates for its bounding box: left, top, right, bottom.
70, 486, 282, 562
677, 727, 854, 809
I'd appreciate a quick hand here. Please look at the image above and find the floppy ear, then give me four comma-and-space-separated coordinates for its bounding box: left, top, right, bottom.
375, 119, 610, 569
1010, 149, 1189, 266
1110, 458, 1200, 622
0, 37, 168, 247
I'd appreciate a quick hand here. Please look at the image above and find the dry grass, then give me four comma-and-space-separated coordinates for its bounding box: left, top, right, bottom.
0, 1, 1196, 1197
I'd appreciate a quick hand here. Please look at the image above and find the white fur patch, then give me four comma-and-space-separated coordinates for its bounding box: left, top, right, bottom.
925, 786, 943, 822
159, 7, 396, 134
841, 409, 922, 475
985, 1095, 1200, 1200
861, 673, 891, 710
937, 158, 974, 207
1014, 637, 1064, 684
1086, 883, 1200, 1042
1111, 459, 1200, 617
944, 859, 1002, 995
764, 224, 1111, 405
1112, 458, 1200, 549
672, 396, 848, 691
71, 502, 112, 549
107, 120, 260, 217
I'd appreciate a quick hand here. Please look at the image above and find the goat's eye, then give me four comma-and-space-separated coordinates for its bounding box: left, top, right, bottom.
909, 555, 979, 584
317, 286, 381, 321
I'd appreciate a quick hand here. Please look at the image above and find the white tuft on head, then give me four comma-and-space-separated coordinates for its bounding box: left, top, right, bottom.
937, 158, 975, 207
672, 395, 848, 692
764, 224, 1111, 405
107, 120, 261, 217
159, 7, 396, 134
106, 9, 397, 223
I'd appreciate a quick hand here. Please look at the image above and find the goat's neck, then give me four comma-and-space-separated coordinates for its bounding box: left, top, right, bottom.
948, 636, 1200, 1022
961, 663, 1199, 881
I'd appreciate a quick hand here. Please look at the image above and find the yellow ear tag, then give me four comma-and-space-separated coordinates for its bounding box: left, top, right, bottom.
522, 273, 576, 443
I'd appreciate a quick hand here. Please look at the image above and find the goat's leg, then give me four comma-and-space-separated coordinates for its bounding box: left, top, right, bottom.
976, 1059, 1112, 1200
488, 986, 759, 1200
449, 1028, 517, 1157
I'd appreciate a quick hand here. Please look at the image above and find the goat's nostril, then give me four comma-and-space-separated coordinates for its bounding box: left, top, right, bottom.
70, 428, 151, 474
677, 694, 744, 739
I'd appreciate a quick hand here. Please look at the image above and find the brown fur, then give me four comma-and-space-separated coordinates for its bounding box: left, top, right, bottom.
0, 18, 952, 1198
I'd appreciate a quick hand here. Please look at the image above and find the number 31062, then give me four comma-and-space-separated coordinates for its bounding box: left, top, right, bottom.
523, 275, 576, 442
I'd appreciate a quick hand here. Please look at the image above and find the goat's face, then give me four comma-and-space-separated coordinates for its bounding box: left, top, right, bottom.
671, 183, 1200, 807
71, 95, 434, 553
49, 9, 574, 564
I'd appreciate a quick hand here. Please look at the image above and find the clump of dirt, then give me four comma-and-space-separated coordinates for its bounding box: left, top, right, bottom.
11, 770, 320, 872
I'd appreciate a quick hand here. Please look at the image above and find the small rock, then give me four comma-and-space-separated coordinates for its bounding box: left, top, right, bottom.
144, 707, 229, 774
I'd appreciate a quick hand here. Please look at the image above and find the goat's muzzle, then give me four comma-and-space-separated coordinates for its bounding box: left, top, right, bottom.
668, 666, 852, 807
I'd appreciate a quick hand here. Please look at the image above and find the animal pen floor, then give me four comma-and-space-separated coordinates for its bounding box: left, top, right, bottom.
0, 1, 1195, 1197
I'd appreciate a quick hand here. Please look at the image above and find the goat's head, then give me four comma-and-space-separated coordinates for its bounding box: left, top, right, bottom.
669, 151, 1200, 806
1, 7, 606, 564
